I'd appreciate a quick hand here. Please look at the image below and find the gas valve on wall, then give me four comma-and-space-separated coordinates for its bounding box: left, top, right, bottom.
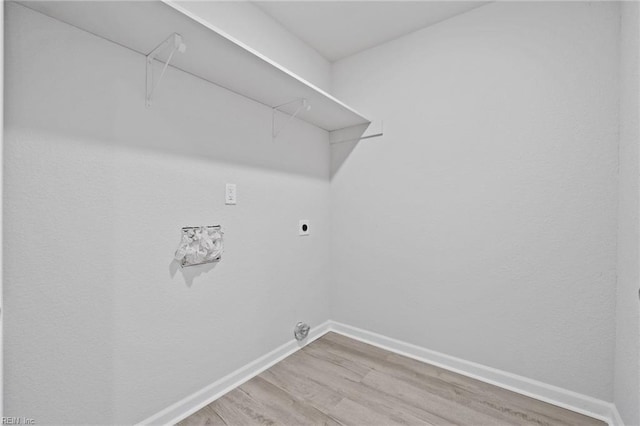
294, 322, 310, 341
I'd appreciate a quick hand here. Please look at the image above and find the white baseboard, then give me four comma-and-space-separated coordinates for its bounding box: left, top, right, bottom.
137, 320, 332, 426
609, 405, 625, 426
329, 321, 622, 426
140, 319, 623, 426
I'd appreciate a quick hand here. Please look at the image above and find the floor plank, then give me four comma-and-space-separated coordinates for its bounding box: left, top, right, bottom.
177, 405, 226, 426
177, 333, 606, 426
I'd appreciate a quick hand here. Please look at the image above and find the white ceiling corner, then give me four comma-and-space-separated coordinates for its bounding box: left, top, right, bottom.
253, 1, 489, 62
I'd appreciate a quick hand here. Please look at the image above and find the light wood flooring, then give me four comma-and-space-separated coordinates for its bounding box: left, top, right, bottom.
177, 332, 605, 426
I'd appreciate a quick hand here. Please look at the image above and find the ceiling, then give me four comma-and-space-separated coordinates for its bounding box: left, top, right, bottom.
253, 1, 488, 62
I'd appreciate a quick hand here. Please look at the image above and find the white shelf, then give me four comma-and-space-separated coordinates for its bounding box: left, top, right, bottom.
19, 0, 372, 132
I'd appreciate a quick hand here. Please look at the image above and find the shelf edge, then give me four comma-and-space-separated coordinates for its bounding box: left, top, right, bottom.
161, 0, 372, 126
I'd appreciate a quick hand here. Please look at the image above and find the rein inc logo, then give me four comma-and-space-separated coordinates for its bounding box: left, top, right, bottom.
2, 418, 35, 425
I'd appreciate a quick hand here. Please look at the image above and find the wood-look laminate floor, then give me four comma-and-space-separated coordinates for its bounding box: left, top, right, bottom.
177, 332, 605, 426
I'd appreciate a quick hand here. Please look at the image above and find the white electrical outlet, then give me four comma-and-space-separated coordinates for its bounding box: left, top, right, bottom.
299, 220, 310, 236
225, 183, 237, 205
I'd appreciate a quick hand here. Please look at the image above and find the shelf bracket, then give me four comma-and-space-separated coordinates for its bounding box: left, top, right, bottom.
329, 120, 384, 144
272, 98, 311, 138
146, 33, 187, 107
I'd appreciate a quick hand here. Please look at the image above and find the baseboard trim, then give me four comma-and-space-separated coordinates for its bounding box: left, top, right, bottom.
329, 321, 621, 426
140, 319, 623, 426
609, 405, 625, 426
137, 320, 332, 426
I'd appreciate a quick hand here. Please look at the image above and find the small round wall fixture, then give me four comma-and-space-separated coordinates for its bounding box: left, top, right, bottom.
294, 322, 310, 341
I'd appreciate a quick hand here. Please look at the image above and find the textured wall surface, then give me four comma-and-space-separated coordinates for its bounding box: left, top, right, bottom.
616, 2, 640, 424
4, 4, 331, 423
330, 1, 619, 401
3, 1, 632, 423
172, 1, 331, 92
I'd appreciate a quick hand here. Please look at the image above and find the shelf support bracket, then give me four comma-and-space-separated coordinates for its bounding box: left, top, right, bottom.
329, 120, 384, 145
146, 33, 186, 107
272, 98, 310, 138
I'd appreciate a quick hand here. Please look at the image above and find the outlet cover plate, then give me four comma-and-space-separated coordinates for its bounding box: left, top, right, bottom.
225, 183, 237, 205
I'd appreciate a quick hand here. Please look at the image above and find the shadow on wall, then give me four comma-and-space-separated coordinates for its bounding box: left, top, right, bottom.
331, 139, 359, 178
169, 261, 219, 287
121, 69, 331, 180
330, 123, 371, 178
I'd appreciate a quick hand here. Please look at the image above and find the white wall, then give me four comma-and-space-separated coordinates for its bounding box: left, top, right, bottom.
172, 1, 332, 92
4, 0, 633, 423
331, 1, 619, 401
616, 2, 640, 424
4, 3, 331, 424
